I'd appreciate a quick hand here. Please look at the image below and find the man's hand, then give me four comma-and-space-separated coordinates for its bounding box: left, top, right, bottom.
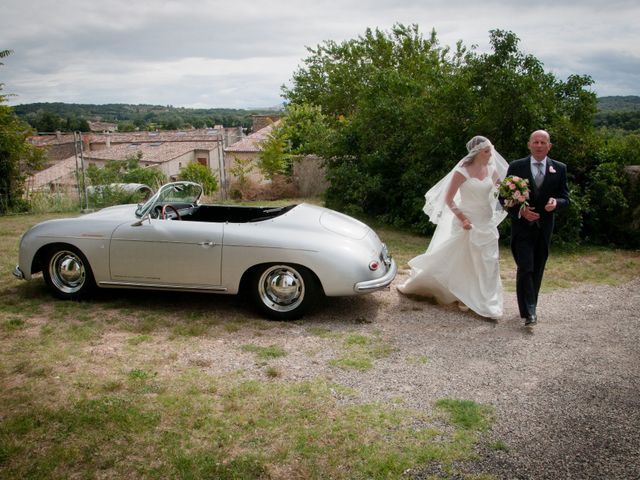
522, 205, 540, 222
545, 197, 557, 212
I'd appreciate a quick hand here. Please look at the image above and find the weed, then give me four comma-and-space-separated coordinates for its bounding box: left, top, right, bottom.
435, 398, 494, 431
491, 440, 509, 451
407, 354, 430, 365
128, 369, 152, 381
330, 332, 396, 372
2, 318, 26, 331
127, 334, 153, 346
171, 323, 210, 338
265, 366, 281, 378
241, 344, 287, 360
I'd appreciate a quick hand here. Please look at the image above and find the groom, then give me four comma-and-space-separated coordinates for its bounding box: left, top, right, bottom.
506, 130, 570, 326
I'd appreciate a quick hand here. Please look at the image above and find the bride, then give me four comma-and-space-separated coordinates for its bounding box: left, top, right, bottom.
397, 136, 508, 319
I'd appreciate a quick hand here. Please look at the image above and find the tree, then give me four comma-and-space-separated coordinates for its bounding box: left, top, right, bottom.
277, 103, 332, 156
86, 153, 167, 189
122, 157, 167, 188
177, 162, 218, 195
282, 25, 606, 244
283, 24, 468, 226
0, 50, 46, 213
228, 156, 256, 199
257, 125, 292, 180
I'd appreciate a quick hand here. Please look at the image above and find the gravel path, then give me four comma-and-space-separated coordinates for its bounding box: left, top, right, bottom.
379, 275, 640, 479
204, 274, 640, 479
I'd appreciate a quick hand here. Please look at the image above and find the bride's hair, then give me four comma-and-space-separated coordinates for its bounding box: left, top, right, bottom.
462, 135, 492, 165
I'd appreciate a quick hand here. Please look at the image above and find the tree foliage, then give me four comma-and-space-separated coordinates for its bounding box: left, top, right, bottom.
14, 102, 277, 133
0, 50, 46, 213
86, 153, 167, 189
277, 103, 332, 155
22, 110, 91, 132
255, 104, 334, 182
257, 124, 292, 180
177, 162, 219, 195
281, 24, 639, 246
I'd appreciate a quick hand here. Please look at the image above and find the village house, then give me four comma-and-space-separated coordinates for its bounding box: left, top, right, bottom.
87, 120, 117, 132
224, 117, 328, 197
27, 114, 327, 199
224, 120, 280, 185
27, 127, 243, 193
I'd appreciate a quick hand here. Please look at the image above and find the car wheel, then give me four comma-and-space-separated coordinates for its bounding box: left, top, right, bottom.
43, 246, 95, 300
250, 264, 318, 320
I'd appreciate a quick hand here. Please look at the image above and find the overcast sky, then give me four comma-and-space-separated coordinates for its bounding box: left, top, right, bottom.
2, 0, 638, 109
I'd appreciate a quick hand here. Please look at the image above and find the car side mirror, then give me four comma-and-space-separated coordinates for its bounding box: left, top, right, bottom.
131, 212, 152, 226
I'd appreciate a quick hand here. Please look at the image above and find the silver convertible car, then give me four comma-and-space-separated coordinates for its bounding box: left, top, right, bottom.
14, 182, 396, 320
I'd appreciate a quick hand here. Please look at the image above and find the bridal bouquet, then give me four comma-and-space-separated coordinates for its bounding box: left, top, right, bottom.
499, 175, 530, 210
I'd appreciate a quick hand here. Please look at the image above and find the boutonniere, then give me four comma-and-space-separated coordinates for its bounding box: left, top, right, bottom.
549, 166, 556, 174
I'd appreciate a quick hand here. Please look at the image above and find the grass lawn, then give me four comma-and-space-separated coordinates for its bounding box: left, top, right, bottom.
1, 209, 638, 479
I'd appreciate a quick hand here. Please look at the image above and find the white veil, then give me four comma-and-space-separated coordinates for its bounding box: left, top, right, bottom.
423, 136, 508, 253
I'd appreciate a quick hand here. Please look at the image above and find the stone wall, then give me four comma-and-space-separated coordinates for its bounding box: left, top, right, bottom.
624, 165, 640, 229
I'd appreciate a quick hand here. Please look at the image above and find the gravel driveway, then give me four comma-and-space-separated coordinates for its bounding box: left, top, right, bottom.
380, 274, 640, 479
145, 269, 640, 479
217, 273, 640, 479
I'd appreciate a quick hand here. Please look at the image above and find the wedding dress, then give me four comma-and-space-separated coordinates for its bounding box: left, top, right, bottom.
397, 140, 507, 319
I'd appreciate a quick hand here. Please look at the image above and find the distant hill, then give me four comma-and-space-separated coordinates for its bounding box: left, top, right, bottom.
13, 102, 282, 133
12, 98, 640, 133
595, 96, 640, 131
597, 96, 640, 113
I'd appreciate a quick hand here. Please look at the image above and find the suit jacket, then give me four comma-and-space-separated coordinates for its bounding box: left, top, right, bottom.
506, 156, 570, 244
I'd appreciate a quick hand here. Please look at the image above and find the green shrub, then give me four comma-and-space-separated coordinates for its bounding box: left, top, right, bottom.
177, 162, 218, 195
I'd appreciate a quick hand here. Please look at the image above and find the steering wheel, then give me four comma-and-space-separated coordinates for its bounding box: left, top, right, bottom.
161, 204, 181, 220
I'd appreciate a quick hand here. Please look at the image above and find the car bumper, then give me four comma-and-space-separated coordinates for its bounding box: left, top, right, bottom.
354, 259, 397, 293
13, 265, 25, 280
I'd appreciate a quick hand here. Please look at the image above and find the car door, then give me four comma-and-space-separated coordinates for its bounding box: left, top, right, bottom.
109, 218, 224, 288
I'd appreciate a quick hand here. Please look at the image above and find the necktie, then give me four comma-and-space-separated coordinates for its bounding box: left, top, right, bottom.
535, 163, 544, 188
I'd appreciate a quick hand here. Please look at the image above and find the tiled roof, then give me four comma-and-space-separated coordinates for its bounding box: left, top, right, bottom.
225, 121, 279, 153
97, 129, 224, 144
88, 121, 117, 132
29, 156, 78, 189
28, 128, 225, 147
29, 133, 77, 147
85, 141, 218, 164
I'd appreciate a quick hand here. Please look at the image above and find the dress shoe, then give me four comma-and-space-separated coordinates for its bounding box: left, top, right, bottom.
525, 314, 537, 326
457, 302, 469, 312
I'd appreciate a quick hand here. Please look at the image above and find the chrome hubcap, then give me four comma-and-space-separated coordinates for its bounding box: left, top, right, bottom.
49, 251, 85, 294
258, 265, 305, 312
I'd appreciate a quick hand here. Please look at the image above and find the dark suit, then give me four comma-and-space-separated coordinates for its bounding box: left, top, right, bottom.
506, 156, 570, 318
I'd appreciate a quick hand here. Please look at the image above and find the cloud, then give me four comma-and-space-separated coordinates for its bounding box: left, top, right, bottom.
2, 0, 638, 107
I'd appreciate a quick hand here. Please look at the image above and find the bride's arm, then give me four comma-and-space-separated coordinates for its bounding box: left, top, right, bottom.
445, 171, 471, 229
492, 169, 501, 185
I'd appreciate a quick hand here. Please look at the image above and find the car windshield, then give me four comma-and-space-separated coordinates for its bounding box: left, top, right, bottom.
135, 182, 203, 217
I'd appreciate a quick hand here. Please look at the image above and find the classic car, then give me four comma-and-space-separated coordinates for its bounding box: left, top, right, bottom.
14, 181, 396, 320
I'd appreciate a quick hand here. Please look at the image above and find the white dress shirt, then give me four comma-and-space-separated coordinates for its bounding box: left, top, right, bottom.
530, 157, 547, 178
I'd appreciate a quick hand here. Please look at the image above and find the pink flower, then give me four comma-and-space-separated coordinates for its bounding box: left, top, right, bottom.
499, 175, 530, 212
549, 166, 556, 173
